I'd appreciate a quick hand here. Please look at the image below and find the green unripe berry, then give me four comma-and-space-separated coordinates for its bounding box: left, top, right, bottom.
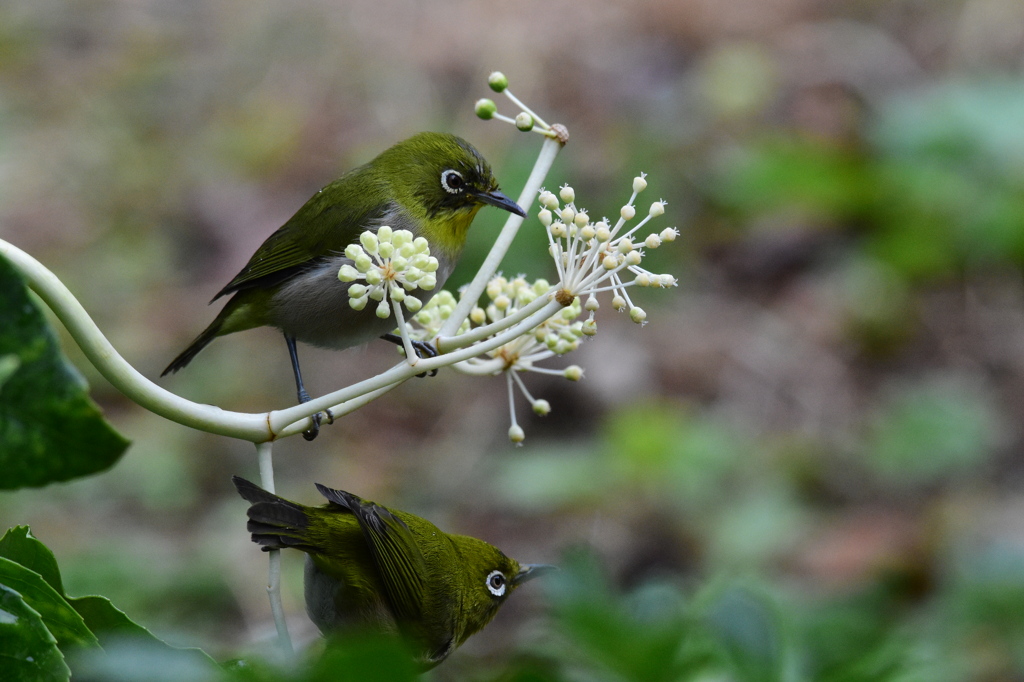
475, 98, 497, 119
488, 72, 509, 92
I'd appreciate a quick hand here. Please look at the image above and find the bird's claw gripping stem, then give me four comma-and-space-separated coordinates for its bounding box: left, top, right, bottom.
380, 334, 439, 378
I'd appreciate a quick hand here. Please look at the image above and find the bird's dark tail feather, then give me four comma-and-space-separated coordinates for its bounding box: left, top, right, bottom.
231, 475, 317, 553
161, 319, 222, 376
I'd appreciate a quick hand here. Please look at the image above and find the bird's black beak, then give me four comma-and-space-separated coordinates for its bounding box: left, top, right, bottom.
512, 563, 558, 587
474, 188, 526, 217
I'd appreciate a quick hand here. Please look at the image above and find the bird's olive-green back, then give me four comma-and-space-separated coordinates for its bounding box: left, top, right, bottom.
307, 486, 523, 665
213, 132, 497, 300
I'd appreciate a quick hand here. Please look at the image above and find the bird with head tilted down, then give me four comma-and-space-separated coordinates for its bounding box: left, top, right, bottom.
162, 133, 525, 439
232, 476, 554, 668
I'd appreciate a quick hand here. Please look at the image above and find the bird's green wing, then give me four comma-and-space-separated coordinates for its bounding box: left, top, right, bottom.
212, 172, 384, 300
315, 483, 426, 622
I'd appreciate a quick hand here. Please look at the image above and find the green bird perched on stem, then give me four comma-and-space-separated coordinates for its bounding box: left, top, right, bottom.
162, 133, 525, 439
232, 476, 554, 668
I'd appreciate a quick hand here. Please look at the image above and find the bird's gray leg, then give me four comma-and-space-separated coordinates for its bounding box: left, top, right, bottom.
285, 334, 334, 441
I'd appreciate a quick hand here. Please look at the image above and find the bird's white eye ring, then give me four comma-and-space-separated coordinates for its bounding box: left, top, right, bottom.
441, 170, 464, 194
486, 570, 507, 597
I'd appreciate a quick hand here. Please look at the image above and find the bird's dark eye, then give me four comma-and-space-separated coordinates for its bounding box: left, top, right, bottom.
440, 170, 465, 194
485, 570, 507, 597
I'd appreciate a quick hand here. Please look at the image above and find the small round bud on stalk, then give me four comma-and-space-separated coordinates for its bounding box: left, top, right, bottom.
470, 307, 486, 325
559, 185, 575, 203
633, 175, 648, 193
649, 201, 666, 217
580, 224, 596, 239
660, 227, 679, 242
585, 295, 599, 311
574, 211, 589, 227
645, 234, 662, 249
629, 306, 647, 324
538, 209, 553, 227
338, 265, 359, 282
602, 255, 619, 270
494, 295, 511, 311
532, 400, 551, 416
563, 365, 583, 381
620, 204, 636, 220
612, 295, 626, 311
508, 424, 525, 443
582, 319, 597, 336
625, 251, 642, 265
560, 207, 576, 224
636, 273, 651, 287
488, 72, 509, 92
376, 301, 391, 319
595, 222, 611, 241
539, 191, 559, 209
515, 112, 534, 131
550, 222, 567, 238
477, 98, 497, 118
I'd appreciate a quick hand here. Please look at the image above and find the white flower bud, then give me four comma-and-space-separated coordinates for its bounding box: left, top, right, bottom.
532, 400, 551, 416
563, 365, 583, 381
424, 257, 439, 272
629, 306, 647, 324
617, 239, 634, 253
345, 244, 363, 261
560, 207, 576, 224
365, 269, 383, 286
413, 237, 429, 253
419, 274, 436, 290
574, 211, 589, 227
390, 255, 408, 272
602, 254, 619, 270
636, 273, 651, 287
360, 231, 379, 254
585, 295, 599, 311
612, 295, 626, 311
625, 250, 642, 266
404, 295, 422, 312
559, 185, 575, 203
533, 279, 551, 294
538, 209, 552, 227
475, 98, 497, 119
338, 265, 360, 282
660, 227, 678, 242
620, 204, 636, 220
582, 319, 597, 335
488, 71, 509, 92
508, 424, 525, 443
660, 274, 678, 287
515, 112, 534, 131
554, 339, 571, 354
393, 230, 412, 247
378, 242, 394, 259
645, 234, 662, 249
349, 296, 368, 311
539, 191, 559, 209
377, 225, 393, 243
354, 254, 373, 272
390, 286, 406, 302
580, 224, 596, 240
633, 175, 648, 193
376, 300, 391, 319
649, 201, 666, 217
550, 222, 567, 238
470, 307, 486, 324
494, 294, 511, 311
349, 283, 367, 298
595, 222, 611, 241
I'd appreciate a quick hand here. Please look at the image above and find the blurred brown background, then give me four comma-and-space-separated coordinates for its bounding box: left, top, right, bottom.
4, 0, 1024, 678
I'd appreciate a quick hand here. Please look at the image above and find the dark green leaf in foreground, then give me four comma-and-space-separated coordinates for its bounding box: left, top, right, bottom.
0, 557, 99, 651
0, 254, 130, 489
0, 526, 218, 668
0, 583, 70, 682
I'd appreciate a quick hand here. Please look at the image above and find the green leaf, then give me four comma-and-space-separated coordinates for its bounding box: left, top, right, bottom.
0, 526, 218, 668
0, 557, 99, 651
0, 526, 65, 595
0, 583, 70, 682
0, 254, 130, 489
